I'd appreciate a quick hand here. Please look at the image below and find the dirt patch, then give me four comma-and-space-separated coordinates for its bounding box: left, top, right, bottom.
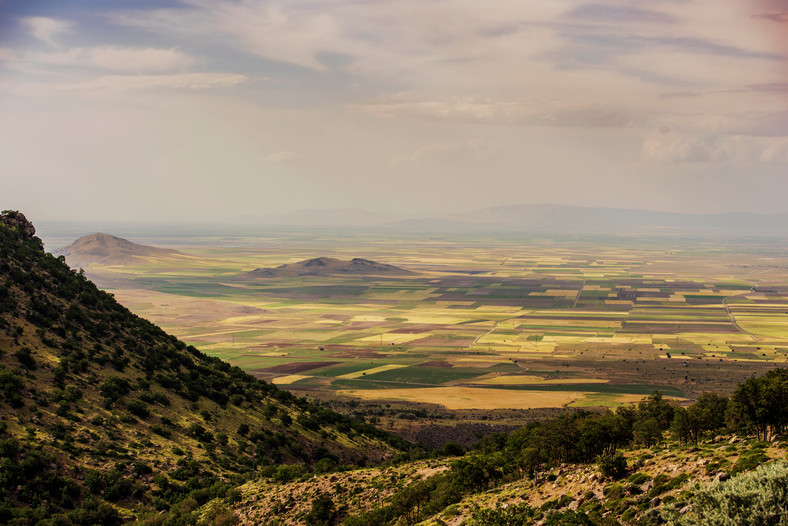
418, 361, 454, 368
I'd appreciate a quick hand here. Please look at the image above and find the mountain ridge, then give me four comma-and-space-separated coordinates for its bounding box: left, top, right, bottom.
0, 211, 404, 524
239, 256, 414, 278
236, 204, 788, 232
55, 232, 183, 267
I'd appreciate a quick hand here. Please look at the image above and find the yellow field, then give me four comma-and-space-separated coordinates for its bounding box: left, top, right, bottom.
272, 375, 310, 385
337, 387, 633, 410
477, 375, 610, 385
338, 364, 408, 379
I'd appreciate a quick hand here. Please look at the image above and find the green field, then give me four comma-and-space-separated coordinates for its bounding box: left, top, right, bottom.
82, 231, 788, 409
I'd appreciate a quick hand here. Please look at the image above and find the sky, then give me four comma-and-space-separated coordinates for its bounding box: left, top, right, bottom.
1, 0, 787, 222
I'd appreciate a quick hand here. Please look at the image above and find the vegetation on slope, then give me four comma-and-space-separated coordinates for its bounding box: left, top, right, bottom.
273, 373, 788, 526
0, 211, 407, 524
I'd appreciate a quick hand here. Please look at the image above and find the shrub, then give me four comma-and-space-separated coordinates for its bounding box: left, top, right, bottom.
100, 376, 131, 401
628, 472, 651, 485
662, 460, 788, 525
15, 347, 36, 369
597, 450, 628, 480
304, 494, 335, 526
126, 400, 150, 419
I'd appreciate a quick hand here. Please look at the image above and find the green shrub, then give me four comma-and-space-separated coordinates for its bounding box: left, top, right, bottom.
732, 451, 769, 474
468, 503, 538, 525
126, 400, 150, 419
598, 451, 628, 480
628, 472, 651, 485
663, 460, 788, 525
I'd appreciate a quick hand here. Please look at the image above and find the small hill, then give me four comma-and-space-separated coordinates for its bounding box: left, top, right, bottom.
240, 257, 414, 278
0, 211, 405, 523
55, 232, 182, 267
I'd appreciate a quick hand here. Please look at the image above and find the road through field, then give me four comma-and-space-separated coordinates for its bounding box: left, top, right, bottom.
471, 321, 499, 348
722, 287, 759, 341
572, 280, 586, 308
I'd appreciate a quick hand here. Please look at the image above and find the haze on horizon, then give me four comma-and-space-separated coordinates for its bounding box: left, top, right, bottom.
1, 0, 787, 224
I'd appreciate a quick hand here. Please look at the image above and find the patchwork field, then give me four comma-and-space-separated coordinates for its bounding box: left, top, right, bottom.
72, 230, 788, 410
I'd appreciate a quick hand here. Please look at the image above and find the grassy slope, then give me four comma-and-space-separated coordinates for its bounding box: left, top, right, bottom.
0, 212, 405, 523
232, 434, 787, 525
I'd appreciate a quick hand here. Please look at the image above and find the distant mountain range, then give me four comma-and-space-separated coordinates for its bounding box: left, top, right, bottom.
241, 204, 788, 233
54, 232, 182, 267
239, 257, 413, 278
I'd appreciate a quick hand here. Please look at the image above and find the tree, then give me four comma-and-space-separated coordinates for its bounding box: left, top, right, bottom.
305, 494, 336, 526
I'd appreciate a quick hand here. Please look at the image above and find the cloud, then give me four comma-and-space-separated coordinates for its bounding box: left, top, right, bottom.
357, 95, 642, 128
753, 12, 788, 22
566, 4, 678, 24
643, 127, 788, 163
265, 151, 300, 163
27, 47, 195, 73
19, 17, 71, 47
52, 73, 247, 92
390, 139, 504, 166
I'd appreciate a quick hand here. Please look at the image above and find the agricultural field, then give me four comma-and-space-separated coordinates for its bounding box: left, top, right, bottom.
66, 230, 788, 411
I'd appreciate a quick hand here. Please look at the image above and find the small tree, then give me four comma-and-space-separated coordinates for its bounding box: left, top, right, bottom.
305, 494, 335, 526
597, 450, 627, 480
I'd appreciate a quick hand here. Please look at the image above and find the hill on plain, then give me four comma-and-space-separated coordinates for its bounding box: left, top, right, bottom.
239, 257, 414, 278
55, 233, 183, 267
0, 211, 404, 524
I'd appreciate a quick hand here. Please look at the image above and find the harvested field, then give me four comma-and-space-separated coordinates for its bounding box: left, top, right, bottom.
336, 387, 620, 409
258, 361, 341, 374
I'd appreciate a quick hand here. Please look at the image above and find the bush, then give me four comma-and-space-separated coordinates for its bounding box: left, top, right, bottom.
468, 503, 537, 525
662, 460, 788, 525
126, 400, 150, 418
100, 376, 131, 401
597, 450, 628, 480
15, 347, 36, 369
304, 494, 335, 526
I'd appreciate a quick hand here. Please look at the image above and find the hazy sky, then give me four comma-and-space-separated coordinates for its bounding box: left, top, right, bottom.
1, 0, 787, 222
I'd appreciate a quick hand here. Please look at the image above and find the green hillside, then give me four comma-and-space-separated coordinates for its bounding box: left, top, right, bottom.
0, 211, 405, 524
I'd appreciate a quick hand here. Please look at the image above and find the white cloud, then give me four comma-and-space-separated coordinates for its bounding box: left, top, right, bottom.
643, 127, 788, 164
391, 139, 504, 166
265, 151, 300, 163
28, 47, 194, 73
358, 95, 642, 128
19, 17, 71, 47
53, 73, 247, 92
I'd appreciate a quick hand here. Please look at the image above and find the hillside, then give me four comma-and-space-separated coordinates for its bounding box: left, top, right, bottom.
55, 233, 183, 267
232, 436, 788, 525
240, 257, 414, 278
0, 212, 405, 524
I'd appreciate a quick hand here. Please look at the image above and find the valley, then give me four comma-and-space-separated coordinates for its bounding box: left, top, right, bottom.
50, 228, 788, 414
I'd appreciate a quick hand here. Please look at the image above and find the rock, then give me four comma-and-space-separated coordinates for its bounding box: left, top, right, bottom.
680, 505, 692, 514
0, 211, 36, 238
715, 472, 730, 482
569, 500, 580, 511
650, 497, 662, 507
640, 480, 654, 493
729, 436, 739, 444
